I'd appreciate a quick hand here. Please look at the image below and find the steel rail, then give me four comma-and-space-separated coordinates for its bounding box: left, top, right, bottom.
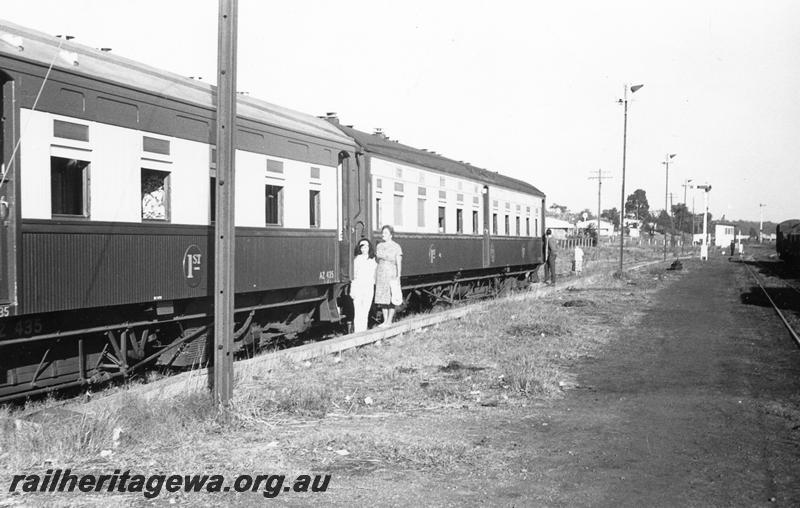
752, 258, 800, 297
744, 263, 800, 348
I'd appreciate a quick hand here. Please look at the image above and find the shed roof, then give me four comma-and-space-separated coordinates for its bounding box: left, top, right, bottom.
577, 220, 614, 230
333, 122, 545, 197
0, 19, 354, 147
545, 217, 574, 229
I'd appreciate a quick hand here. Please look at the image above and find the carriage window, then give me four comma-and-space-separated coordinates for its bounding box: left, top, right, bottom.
375, 197, 382, 229
456, 208, 463, 234
472, 210, 478, 234
143, 136, 170, 156
492, 213, 498, 235
526, 217, 530, 236
438, 206, 446, 233
141, 169, 170, 221
505, 215, 510, 235
267, 159, 284, 174
266, 184, 283, 225
51, 156, 89, 217
309, 190, 321, 228
417, 198, 426, 227
516, 216, 521, 236
393, 195, 403, 226
53, 120, 89, 142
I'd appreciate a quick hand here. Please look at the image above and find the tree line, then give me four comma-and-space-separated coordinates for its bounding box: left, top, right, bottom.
550, 188, 777, 238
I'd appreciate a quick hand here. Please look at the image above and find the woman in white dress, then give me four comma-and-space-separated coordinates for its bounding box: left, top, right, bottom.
350, 238, 377, 333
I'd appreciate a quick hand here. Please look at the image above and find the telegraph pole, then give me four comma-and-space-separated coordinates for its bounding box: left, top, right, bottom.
680, 179, 692, 254
759, 203, 766, 243
661, 154, 676, 260
696, 184, 711, 260
588, 169, 612, 241
213, 0, 238, 406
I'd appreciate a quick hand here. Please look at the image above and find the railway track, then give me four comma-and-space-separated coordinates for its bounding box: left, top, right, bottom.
3, 256, 672, 407
743, 259, 800, 348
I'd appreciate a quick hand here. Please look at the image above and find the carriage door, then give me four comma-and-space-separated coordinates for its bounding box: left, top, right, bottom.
337, 150, 352, 281
0, 73, 16, 307
482, 185, 491, 267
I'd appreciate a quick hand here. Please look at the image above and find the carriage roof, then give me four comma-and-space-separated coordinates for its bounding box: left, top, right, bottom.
336, 123, 545, 198
0, 19, 354, 147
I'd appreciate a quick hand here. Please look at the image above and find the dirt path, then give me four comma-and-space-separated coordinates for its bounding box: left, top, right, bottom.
517, 256, 800, 506
317, 256, 800, 507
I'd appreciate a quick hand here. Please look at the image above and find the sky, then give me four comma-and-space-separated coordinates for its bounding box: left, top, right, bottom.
2, 0, 799, 223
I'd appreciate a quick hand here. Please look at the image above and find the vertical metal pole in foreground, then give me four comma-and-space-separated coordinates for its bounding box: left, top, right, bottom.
213, 0, 238, 406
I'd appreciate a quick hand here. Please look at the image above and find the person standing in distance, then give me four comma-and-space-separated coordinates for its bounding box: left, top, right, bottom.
374, 225, 403, 326
544, 228, 557, 285
573, 244, 584, 276
350, 238, 377, 333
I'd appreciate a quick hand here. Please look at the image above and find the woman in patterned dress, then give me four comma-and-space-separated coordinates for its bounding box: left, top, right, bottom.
374, 225, 403, 326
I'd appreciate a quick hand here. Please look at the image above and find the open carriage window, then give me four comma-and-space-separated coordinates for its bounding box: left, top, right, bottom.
266, 184, 283, 225
309, 190, 321, 228
141, 168, 170, 221
51, 156, 89, 217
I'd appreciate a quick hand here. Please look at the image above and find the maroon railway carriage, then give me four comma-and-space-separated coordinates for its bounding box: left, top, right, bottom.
331, 120, 545, 307
0, 20, 362, 401
0, 20, 546, 402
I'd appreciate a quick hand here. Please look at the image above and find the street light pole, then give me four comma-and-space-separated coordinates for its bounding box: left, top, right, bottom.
618, 84, 643, 274
759, 203, 766, 243
661, 153, 676, 260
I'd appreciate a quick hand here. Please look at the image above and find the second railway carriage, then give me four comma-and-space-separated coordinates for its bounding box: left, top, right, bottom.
330, 118, 545, 307
0, 20, 362, 401
777, 220, 800, 266
777, 219, 800, 263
